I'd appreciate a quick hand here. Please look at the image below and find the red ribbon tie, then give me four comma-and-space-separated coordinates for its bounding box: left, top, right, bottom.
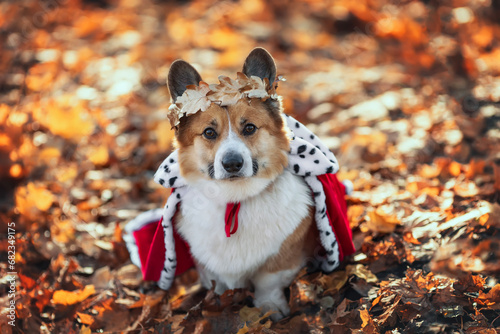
225, 202, 240, 237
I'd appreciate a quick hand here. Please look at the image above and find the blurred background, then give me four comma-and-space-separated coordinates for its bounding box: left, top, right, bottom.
1, 0, 500, 333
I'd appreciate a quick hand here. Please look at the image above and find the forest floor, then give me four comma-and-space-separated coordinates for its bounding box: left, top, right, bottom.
1, 0, 500, 333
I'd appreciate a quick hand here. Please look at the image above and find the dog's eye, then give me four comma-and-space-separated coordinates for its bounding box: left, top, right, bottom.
203, 128, 217, 139
243, 123, 257, 136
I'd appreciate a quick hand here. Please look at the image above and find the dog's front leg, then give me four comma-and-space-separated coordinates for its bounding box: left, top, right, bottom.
252, 267, 300, 321
195, 262, 228, 294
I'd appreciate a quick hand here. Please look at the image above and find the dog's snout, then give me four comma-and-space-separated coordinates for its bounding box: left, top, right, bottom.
222, 152, 244, 173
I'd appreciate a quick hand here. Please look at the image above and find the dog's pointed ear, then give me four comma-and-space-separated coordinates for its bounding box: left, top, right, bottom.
242, 48, 276, 84
168, 60, 203, 102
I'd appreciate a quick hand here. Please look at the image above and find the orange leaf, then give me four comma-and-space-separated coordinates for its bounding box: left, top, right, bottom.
0, 103, 10, 124
403, 232, 421, 245
448, 161, 462, 177
472, 25, 493, 48
466, 159, 485, 179
418, 164, 441, 178
52, 285, 96, 305
359, 308, 371, 328
15, 182, 55, 218
32, 96, 95, 141
365, 205, 401, 233
18, 273, 36, 290
76, 312, 95, 326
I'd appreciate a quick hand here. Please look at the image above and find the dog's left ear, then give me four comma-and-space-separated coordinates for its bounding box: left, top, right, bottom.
242, 48, 276, 84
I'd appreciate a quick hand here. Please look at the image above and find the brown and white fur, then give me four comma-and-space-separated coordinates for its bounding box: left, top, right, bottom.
168, 48, 316, 320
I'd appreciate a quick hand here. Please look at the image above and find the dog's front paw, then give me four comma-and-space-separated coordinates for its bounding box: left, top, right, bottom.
254, 295, 290, 321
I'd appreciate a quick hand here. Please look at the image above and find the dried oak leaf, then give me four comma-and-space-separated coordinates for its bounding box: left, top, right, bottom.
208, 75, 245, 106
244, 75, 272, 100
169, 82, 211, 127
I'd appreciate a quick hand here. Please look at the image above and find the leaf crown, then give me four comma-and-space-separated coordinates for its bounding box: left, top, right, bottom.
167, 72, 282, 127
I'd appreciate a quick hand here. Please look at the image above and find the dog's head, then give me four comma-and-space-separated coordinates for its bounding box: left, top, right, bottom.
167, 48, 290, 201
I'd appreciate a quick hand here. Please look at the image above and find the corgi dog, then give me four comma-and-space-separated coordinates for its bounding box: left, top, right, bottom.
123, 47, 353, 322
167, 48, 316, 319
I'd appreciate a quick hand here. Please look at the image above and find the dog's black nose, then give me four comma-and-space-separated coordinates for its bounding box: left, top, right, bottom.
222, 152, 244, 173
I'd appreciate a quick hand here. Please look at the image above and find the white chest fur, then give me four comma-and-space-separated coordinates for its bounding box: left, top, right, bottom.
176, 171, 312, 284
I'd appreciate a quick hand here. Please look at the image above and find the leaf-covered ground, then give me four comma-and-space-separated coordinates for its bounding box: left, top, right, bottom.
1, 0, 500, 333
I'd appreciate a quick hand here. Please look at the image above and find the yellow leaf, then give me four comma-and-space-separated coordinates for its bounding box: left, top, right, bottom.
56, 166, 78, 183
359, 308, 371, 328
453, 180, 479, 198
26, 62, 58, 91
52, 285, 96, 305
51, 219, 76, 244
316, 271, 348, 293
39, 147, 61, 163
365, 205, 401, 233
239, 306, 262, 323
15, 182, 55, 218
87, 146, 109, 166
237, 323, 249, 334
346, 264, 378, 283
79, 326, 92, 334
33, 96, 94, 141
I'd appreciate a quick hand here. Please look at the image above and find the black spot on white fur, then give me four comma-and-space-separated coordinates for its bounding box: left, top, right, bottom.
326, 166, 334, 174
295, 122, 300, 128
314, 160, 319, 164
169, 177, 177, 186
169, 158, 175, 163
293, 164, 300, 173
310, 134, 314, 140
297, 145, 307, 154
299, 154, 305, 158
309, 148, 316, 155
159, 178, 165, 185
305, 172, 311, 177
